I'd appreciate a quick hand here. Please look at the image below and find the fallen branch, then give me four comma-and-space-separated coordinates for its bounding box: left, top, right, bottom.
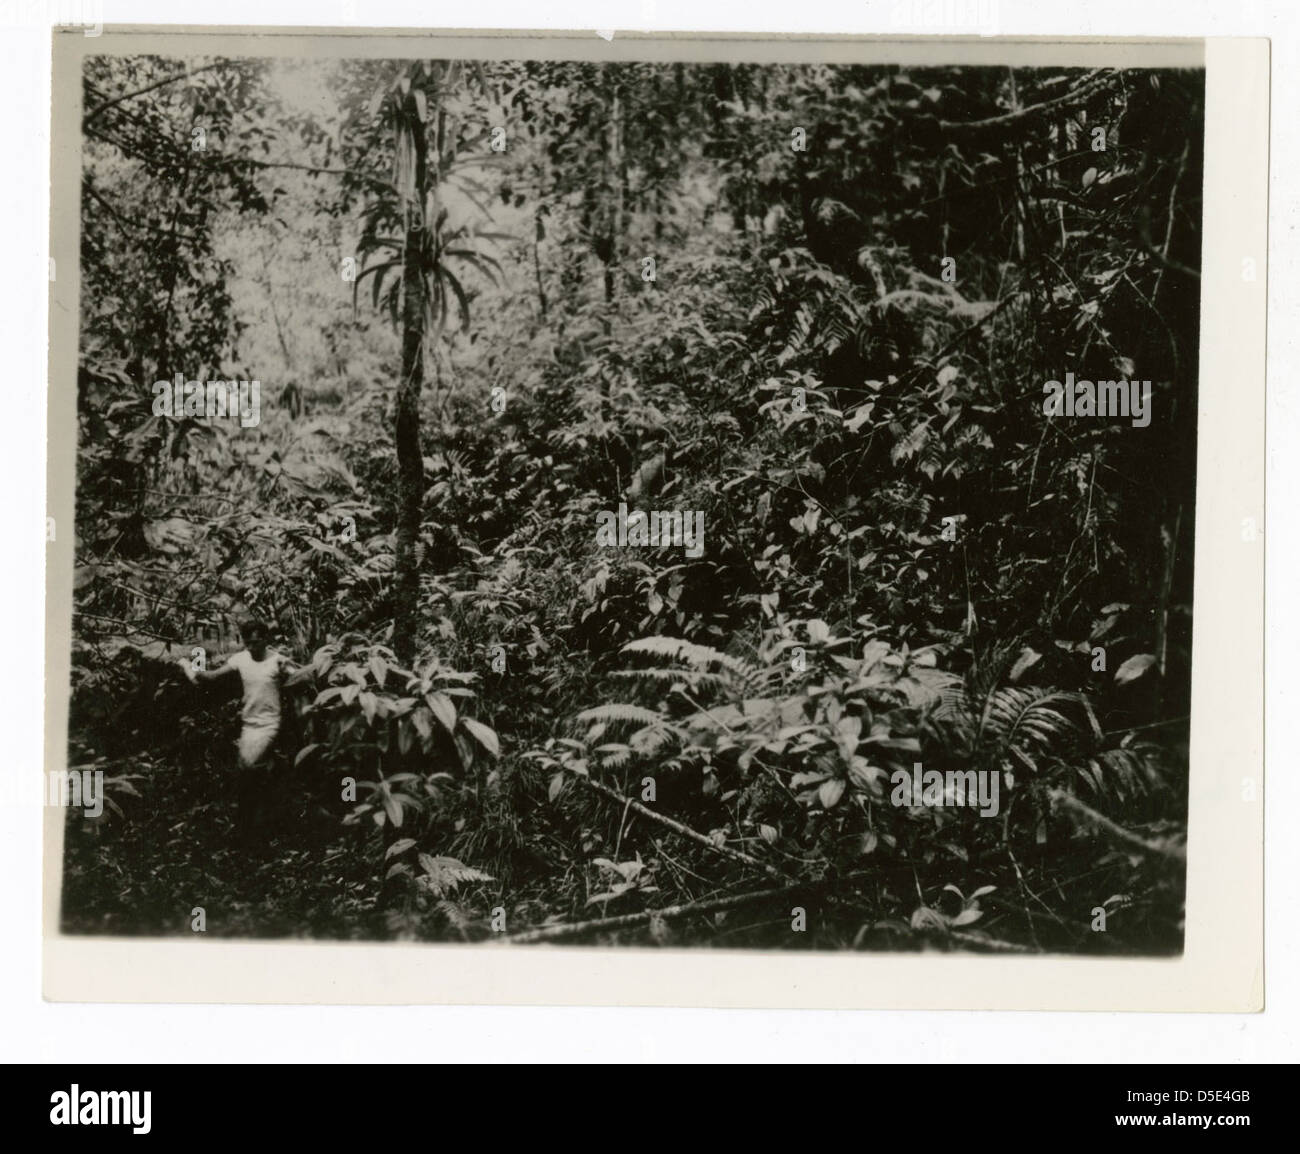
1049, 788, 1186, 863
948, 930, 1036, 954
572, 773, 790, 883
566, 775, 1043, 951
504, 874, 861, 945
827, 887, 1038, 954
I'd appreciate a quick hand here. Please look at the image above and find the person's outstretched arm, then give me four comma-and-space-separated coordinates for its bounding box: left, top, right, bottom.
179, 656, 240, 685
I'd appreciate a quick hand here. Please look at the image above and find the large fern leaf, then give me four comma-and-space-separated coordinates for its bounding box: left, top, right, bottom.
978, 687, 1090, 770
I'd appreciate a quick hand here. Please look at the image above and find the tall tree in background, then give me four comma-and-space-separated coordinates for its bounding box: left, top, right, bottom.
391, 70, 429, 667
349, 61, 503, 664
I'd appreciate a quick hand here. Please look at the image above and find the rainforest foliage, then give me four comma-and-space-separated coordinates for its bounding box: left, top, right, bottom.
65, 57, 1200, 951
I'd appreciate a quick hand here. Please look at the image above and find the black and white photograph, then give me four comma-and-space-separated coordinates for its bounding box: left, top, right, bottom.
40, 27, 1264, 1012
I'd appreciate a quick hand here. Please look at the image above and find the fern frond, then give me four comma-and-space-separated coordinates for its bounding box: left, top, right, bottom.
1093, 747, 1157, 799
610, 668, 732, 690
629, 725, 679, 756
896, 666, 962, 709
934, 684, 972, 720
575, 703, 665, 728
416, 854, 494, 898
594, 743, 634, 769
436, 899, 473, 933
965, 636, 1029, 701
620, 636, 758, 682
979, 687, 1088, 763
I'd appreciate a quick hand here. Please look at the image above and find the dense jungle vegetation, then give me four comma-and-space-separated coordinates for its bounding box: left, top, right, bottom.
63, 56, 1201, 952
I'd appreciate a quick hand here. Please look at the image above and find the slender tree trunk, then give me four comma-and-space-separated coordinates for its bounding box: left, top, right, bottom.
394, 105, 428, 669
1154, 503, 1183, 714
381, 94, 432, 908
533, 206, 548, 320
601, 81, 621, 321
258, 244, 294, 372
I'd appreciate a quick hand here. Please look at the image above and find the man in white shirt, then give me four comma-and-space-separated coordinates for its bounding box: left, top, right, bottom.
181, 618, 293, 845
183, 618, 288, 767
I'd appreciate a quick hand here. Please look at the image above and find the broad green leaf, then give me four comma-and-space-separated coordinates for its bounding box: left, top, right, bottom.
410, 706, 432, 741
819, 778, 846, 808
425, 691, 457, 733
462, 717, 499, 757
382, 791, 403, 827
1114, 653, 1157, 685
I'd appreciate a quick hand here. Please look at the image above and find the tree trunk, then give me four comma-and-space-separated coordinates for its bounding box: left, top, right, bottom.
381, 90, 434, 910
393, 106, 428, 669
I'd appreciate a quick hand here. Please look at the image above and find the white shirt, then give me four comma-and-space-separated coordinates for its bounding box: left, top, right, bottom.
226, 648, 285, 727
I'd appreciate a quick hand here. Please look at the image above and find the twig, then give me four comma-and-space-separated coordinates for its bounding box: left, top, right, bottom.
572, 773, 789, 883
1152, 139, 1192, 303
84, 62, 224, 122
893, 290, 1028, 393
1107, 715, 1189, 737
73, 611, 182, 645
83, 183, 202, 244
939, 70, 1117, 137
